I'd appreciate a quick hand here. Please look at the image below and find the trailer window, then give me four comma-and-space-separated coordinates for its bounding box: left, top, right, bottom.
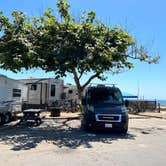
13, 89, 21, 97
31, 84, 37, 90
51, 84, 56, 97
68, 90, 73, 94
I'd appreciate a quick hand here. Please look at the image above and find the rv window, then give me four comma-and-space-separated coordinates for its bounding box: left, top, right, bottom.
68, 90, 73, 94
88, 88, 123, 105
31, 84, 37, 90
13, 89, 21, 97
51, 84, 56, 97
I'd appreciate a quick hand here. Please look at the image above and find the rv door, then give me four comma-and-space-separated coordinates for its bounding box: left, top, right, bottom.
27, 83, 47, 105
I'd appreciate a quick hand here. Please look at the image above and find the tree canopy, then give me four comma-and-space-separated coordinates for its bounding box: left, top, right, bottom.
0, 0, 159, 99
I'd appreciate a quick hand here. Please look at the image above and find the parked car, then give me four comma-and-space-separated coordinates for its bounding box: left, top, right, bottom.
81, 84, 129, 133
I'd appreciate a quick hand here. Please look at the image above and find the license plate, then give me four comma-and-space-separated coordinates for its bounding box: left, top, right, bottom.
105, 123, 112, 128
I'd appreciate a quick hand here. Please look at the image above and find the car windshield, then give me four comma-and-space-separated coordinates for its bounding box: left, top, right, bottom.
88, 87, 123, 106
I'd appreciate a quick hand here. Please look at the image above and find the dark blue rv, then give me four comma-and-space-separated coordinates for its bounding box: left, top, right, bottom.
81, 84, 129, 133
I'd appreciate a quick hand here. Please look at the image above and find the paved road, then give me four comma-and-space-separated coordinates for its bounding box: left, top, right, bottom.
0, 116, 166, 166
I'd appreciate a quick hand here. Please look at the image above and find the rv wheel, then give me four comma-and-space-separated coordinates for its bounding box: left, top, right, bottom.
0, 115, 6, 125
120, 126, 128, 134
5, 113, 12, 123
81, 120, 92, 132
0, 115, 2, 125
34, 118, 42, 126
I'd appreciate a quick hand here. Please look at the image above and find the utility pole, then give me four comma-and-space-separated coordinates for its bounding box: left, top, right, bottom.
137, 80, 140, 100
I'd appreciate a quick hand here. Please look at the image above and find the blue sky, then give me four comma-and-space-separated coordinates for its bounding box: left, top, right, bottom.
0, 0, 165, 100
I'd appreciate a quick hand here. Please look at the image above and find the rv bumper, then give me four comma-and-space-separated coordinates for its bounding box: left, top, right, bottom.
82, 112, 128, 131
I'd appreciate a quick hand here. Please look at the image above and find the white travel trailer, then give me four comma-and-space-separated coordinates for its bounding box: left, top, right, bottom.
0, 74, 27, 124
20, 78, 64, 110
63, 84, 79, 103
62, 84, 80, 112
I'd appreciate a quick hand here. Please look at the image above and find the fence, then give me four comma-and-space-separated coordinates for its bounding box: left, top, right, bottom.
128, 100, 157, 113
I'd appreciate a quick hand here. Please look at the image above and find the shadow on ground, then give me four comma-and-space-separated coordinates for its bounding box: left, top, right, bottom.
0, 119, 136, 151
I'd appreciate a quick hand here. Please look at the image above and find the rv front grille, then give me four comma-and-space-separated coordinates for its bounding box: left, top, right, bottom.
95, 114, 122, 122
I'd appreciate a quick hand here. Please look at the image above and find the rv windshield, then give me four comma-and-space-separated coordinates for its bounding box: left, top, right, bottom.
88, 87, 123, 106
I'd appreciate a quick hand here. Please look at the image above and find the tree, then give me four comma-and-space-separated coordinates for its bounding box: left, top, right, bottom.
0, 0, 159, 100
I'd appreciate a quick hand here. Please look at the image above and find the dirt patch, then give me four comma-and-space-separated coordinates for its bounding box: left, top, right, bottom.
138, 111, 166, 119
41, 111, 81, 119
0, 119, 135, 151
0, 117, 166, 166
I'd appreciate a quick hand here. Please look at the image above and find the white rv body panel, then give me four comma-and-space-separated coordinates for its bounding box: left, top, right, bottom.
20, 78, 64, 107
0, 74, 27, 114
64, 85, 79, 103
48, 79, 64, 104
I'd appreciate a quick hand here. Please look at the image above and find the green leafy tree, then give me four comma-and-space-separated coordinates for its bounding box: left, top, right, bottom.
0, 0, 159, 100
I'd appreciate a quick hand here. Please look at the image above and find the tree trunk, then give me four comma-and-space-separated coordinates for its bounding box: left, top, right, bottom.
77, 88, 84, 102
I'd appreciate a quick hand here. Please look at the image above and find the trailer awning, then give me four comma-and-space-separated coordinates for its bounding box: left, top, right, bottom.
123, 96, 138, 98
122, 92, 138, 98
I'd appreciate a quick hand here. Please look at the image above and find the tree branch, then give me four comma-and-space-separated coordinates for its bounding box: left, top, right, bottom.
78, 70, 84, 80
82, 72, 100, 90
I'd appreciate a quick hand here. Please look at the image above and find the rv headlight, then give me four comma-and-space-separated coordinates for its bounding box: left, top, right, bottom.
89, 106, 94, 112
121, 107, 127, 113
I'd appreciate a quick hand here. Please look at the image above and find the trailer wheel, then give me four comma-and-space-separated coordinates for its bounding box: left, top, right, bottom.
34, 118, 42, 126
0, 115, 2, 125
5, 113, 12, 123
0, 115, 6, 125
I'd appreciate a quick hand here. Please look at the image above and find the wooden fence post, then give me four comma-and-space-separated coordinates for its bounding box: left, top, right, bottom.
158, 103, 160, 113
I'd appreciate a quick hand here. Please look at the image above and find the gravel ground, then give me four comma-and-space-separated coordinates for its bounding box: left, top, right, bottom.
0, 115, 166, 166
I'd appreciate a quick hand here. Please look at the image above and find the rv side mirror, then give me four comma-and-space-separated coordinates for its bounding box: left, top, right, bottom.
125, 100, 129, 107
82, 98, 86, 105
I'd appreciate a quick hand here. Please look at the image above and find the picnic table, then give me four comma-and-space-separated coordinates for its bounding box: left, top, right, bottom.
20, 109, 42, 126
